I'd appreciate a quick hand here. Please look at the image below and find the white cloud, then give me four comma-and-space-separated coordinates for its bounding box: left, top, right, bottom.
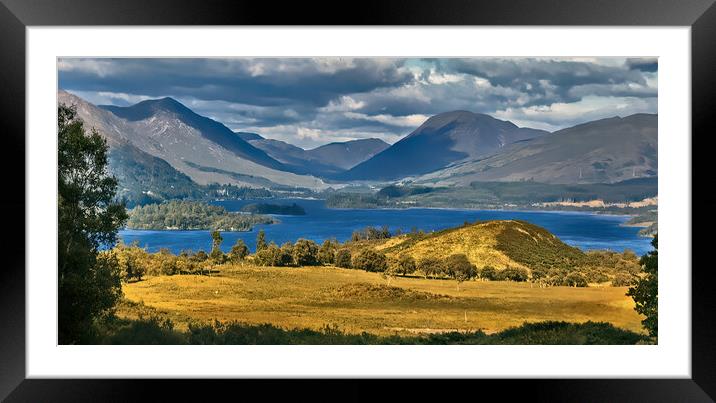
344, 112, 429, 128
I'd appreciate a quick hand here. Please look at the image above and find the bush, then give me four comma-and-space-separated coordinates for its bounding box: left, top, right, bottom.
499, 267, 529, 282
335, 249, 352, 268
292, 239, 319, 266
613, 272, 637, 287
479, 266, 498, 281
564, 272, 588, 287
444, 254, 476, 280
352, 249, 388, 272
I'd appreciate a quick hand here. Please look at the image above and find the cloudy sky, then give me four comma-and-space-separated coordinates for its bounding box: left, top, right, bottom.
58, 57, 657, 149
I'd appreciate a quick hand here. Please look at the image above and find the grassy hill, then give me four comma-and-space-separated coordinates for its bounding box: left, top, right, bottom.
377, 220, 585, 272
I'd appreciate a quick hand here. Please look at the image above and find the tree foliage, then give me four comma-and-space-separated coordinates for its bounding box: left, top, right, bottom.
58, 104, 128, 344
352, 249, 388, 272
627, 235, 658, 337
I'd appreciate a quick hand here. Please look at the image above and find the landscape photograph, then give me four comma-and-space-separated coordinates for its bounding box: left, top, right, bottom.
57, 57, 658, 345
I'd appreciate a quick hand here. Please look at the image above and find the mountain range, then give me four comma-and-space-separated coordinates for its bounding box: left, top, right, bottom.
340, 111, 548, 181
237, 132, 389, 177
58, 89, 658, 205
415, 113, 657, 185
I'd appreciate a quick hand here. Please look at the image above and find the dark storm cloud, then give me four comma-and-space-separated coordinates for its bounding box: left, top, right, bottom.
626, 57, 659, 72
58, 57, 657, 148
59, 58, 413, 107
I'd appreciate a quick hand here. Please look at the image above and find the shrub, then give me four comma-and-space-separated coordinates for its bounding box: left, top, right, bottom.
612, 272, 637, 287
352, 249, 388, 272
335, 249, 352, 268
479, 266, 498, 281
564, 272, 588, 287
500, 267, 529, 282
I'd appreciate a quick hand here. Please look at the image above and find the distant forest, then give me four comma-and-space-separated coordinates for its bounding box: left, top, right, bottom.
126, 200, 274, 231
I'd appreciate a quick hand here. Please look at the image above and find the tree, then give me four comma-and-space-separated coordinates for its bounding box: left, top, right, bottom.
352, 249, 388, 272
444, 254, 476, 290
279, 242, 295, 266
318, 239, 339, 265
255, 242, 280, 266
627, 235, 658, 337
418, 257, 442, 279
256, 230, 267, 252
210, 230, 224, 262
395, 255, 417, 276
335, 249, 352, 268
229, 239, 249, 262
58, 104, 128, 344
292, 239, 319, 266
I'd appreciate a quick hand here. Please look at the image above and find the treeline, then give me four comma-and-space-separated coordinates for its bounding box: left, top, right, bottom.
113, 225, 643, 288
126, 200, 274, 231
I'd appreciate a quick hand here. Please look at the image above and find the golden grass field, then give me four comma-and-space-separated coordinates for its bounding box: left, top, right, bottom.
121, 263, 645, 336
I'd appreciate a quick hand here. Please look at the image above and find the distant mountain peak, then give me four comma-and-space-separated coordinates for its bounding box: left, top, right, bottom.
341, 111, 546, 181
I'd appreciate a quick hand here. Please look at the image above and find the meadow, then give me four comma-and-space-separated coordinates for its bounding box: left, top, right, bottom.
120, 263, 645, 336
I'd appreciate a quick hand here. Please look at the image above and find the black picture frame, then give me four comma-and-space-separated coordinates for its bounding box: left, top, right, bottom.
2, 0, 714, 401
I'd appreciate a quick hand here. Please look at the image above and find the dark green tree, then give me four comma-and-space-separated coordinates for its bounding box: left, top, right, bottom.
292, 239, 319, 266
210, 230, 224, 262
395, 255, 417, 276
444, 254, 476, 290
627, 235, 658, 337
351, 249, 388, 273
334, 249, 352, 268
229, 239, 249, 262
58, 104, 128, 344
318, 239, 339, 265
256, 229, 267, 252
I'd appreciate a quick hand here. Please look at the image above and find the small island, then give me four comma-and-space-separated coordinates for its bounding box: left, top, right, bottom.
240, 202, 306, 215
126, 200, 274, 231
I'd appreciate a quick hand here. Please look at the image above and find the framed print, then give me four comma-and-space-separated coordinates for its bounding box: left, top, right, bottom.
2, 0, 715, 400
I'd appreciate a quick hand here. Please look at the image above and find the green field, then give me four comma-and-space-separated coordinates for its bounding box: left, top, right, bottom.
120, 263, 645, 336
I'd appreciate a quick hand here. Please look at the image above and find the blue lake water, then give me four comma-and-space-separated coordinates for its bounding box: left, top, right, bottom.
118, 198, 653, 256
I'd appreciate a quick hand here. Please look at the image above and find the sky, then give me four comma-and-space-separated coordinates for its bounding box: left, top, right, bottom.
58, 57, 657, 149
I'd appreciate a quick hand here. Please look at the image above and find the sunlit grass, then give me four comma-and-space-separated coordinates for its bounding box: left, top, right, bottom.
121, 263, 645, 336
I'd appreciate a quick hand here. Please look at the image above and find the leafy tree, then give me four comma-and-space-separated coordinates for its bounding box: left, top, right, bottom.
418, 257, 442, 279
318, 239, 339, 265
627, 235, 658, 337
210, 230, 224, 262
335, 249, 352, 268
58, 104, 128, 344
352, 249, 388, 272
292, 239, 319, 266
229, 239, 249, 262
500, 267, 529, 282
256, 230, 267, 252
255, 242, 280, 266
279, 242, 295, 266
395, 255, 417, 276
444, 254, 476, 290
